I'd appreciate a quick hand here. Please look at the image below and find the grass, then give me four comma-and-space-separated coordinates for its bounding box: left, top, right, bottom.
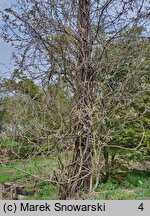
0, 156, 56, 184
1, 158, 149, 199
0, 138, 19, 148
83, 172, 150, 200
29, 172, 150, 200
27, 182, 58, 200
0, 140, 150, 200
0, 156, 59, 199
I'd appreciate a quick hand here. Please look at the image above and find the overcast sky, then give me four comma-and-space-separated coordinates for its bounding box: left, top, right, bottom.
0, 0, 15, 79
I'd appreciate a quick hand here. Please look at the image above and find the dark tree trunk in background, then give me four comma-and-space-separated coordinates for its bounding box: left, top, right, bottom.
103, 146, 110, 183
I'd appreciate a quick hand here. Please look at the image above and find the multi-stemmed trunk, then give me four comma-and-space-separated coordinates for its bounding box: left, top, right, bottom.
60, 0, 95, 199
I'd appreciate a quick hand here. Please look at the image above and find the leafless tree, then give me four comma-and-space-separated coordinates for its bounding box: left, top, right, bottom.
1, 0, 149, 198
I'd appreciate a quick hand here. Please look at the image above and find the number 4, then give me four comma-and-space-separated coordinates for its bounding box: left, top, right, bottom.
138, 203, 144, 211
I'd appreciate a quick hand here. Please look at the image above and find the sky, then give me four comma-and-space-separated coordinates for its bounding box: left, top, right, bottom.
0, 0, 149, 80
0, 0, 15, 79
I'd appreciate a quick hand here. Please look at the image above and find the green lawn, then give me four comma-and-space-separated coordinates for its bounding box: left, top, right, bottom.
0, 157, 150, 200
0, 156, 56, 184
83, 172, 150, 200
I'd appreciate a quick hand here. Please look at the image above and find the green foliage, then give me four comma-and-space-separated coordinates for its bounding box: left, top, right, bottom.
0, 109, 5, 132
84, 172, 150, 200
3, 77, 44, 101
110, 88, 150, 160
16, 145, 36, 158
1, 77, 74, 153
37, 143, 55, 154
96, 181, 118, 192
123, 173, 146, 188
0, 137, 36, 159
0, 137, 18, 148
31, 182, 58, 200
